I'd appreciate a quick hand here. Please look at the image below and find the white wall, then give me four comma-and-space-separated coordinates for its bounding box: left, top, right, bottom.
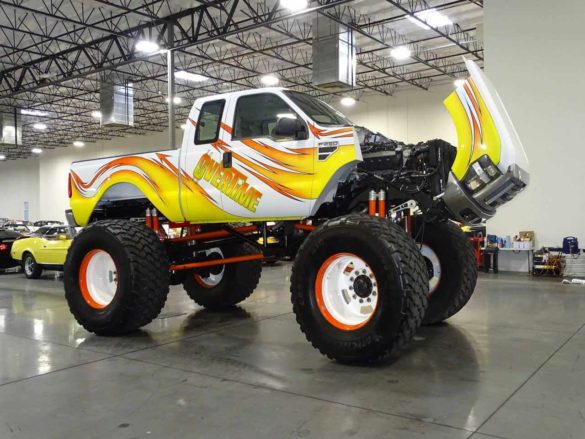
0, 157, 40, 221
484, 0, 585, 248
339, 84, 456, 145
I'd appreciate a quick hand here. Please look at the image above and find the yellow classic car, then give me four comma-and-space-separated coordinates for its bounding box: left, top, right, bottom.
11, 225, 74, 278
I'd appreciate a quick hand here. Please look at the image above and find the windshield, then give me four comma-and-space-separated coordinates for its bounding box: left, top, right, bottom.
284, 91, 351, 126
34, 226, 51, 236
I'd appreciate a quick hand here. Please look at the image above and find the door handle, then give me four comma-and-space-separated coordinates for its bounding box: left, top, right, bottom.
222, 152, 232, 168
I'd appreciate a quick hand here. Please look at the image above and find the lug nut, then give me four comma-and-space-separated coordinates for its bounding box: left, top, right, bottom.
353, 294, 357, 299
349, 285, 353, 290
359, 299, 363, 303
350, 277, 355, 281
372, 292, 377, 296
367, 298, 371, 302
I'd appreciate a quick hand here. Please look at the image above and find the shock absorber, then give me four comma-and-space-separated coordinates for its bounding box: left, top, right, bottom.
145, 208, 152, 229
368, 190, 377, 216
151, 208, 160, 231
378, 190, 386, 218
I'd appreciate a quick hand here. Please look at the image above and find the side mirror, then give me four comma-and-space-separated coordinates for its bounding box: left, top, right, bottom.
57, 234, 69, 241
274, 117, 307, 140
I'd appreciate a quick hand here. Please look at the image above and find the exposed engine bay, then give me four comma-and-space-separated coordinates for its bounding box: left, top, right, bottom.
318, 126, 458, 221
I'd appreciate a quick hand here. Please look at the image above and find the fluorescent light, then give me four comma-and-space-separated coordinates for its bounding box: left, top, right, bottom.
165, 96, 183, 105
21, 109, 48, 116
180, 123, 187, 130
73, 141, 85, 147
407, 8, 452, 30
390, 46, 411, 60
454, 79, 466, 88
277, 113, 296, 119
0, 154, 6, 160
280, 0, 308, 11
340, 97, 356, 107
261, 74, 279, 86
91, 111, 102, 119
175, 71, 208, 82
31, 148, 42, 154
33, 123, 47, 130
135, 40, 160, 54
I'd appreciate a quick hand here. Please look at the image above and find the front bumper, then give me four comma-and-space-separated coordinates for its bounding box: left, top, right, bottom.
443, 164, 529, 224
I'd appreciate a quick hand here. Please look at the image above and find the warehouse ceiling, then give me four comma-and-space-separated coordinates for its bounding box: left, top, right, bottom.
0, 0, 483, 159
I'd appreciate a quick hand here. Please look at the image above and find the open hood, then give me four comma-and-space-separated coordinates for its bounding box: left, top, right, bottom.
442, 59, 529, 224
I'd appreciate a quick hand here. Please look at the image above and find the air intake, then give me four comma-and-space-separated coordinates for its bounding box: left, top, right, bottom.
0, 110, 21, 147
100, 80, 134, 126
312, 16, 356, 92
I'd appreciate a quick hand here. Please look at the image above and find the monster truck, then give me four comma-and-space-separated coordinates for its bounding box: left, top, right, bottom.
63, 59, 528, 363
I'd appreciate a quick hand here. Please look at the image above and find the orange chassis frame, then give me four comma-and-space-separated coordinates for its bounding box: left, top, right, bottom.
145, 190, 399, 273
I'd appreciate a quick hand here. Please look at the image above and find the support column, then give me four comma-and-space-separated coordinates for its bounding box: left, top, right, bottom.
167, 21, 176, 149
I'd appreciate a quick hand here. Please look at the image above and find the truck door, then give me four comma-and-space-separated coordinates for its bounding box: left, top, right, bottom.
180, 98, 229, 222
218, 92, 314, 220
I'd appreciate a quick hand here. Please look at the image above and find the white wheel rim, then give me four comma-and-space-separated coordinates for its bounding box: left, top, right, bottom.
316, 253, 378, 330
420, 244, 441, 295
80, 249, 118, 309
194, 247, 224, 288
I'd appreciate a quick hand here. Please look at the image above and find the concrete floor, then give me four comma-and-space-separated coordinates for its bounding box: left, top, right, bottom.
0, 265, 584, 439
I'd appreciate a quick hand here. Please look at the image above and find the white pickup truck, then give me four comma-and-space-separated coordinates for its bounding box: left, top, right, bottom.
63, 59, 528, 363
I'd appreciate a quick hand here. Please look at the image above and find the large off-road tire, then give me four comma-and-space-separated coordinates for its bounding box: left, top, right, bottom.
64, 220, 169, 335
182, 243, 262, 310
291, 214, 428, 364
22, 252, 42, 279
414, 219, 478, 325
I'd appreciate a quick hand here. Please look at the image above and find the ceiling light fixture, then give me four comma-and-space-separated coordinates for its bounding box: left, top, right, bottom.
21, 109, 48, 116
165, 96, 183, 105
407, 8, 452, 30
180, 123, 187, 130
280, 0, 308, 12
31, 148, 42, 154
390, 46, 411, 61
135, 39, 160, 54
91, 111, 102, 119
33, 123, 47, 130
0, 154, 6, 160
73, 141, 85, 147
340, 97, 356, 107
260, 74, 279, 86
454, 79, 466, 88
175, 71, 208, 82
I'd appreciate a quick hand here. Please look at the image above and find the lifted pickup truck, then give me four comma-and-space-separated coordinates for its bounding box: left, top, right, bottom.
64, 59, 528, 363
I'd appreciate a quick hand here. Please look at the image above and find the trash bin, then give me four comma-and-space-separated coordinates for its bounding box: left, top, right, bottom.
482, 247, 499, 273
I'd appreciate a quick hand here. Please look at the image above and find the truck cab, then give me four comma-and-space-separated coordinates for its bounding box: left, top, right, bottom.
178, 88, 361, 223
69, 88, 361, 226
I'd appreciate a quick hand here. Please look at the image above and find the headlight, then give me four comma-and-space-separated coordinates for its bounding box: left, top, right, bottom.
463, 155, 502, 193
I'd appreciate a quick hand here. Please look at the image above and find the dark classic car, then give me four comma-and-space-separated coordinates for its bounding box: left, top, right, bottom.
0, 228, 22, 270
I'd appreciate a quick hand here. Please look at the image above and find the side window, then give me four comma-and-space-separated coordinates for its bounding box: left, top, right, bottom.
233, 93, 305, 141
45, 228, 56, 237
195, 100, 225, 144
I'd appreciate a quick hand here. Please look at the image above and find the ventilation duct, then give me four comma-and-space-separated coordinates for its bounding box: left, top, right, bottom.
312, 16, 356, 92
100, 80, 134, 126
0, 110, 22, 147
